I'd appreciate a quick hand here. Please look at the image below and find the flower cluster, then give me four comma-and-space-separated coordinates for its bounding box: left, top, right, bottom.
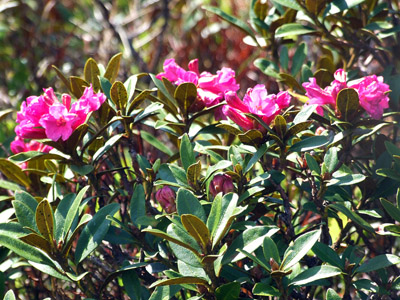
156, 58, 239, 118
14, 85, 106, 143
223, 84, 291, 131
303, 69, 390, 119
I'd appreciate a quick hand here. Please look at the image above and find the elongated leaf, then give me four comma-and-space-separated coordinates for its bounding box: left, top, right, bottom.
237, 248, 271, 272
215, 282, 240, 300
181, 214, 210, 250
20, 233, 52, 254
93, 133, 124, 163
328, 173, 366, 186
356, 254, 400, 273
244, 143, 268, 174
380, 198, 400, 222
104, 53, 122, 83
326, 288, 341, 300
291, 43, 307, 76
84, 58, 101, 91
110, 81, 128, 111
149, 276, 208, 289
329, 203, 374, 232
52, 65, 71, 92
35, 199, 54, 242
150, 74, 178, 107
324, 147, 338, 173
254, 58, 280, 78
141, 131, 174, 156
175, 82, 197, 114
9, 151, 67, 164
275, 23, 317, 38
263, 236, 281, 265
285, 121, 312, 139
289, 135, 331, 153
15, 191, 38, 212
176, 189, 206, 223
272, 0, 303, 10
180, 134, 196, 172
62, 214, 92, 257
312, 242, 344, 269
204, 160, 232, 183
29, 261, 71, 281
336, 88, 359, 121
75, 203, 120, 264
130, 184, 146, 228
204, 6, 258, 45
253, 283, 281, 296
222, 226, 279, 264
187, 161, 202, 186
62, 186, 90, 241
70, 76, 89, 98
305, 153, 321, 175
289, 265, 342, 286
143, 228, 200, 257
0, 158, 31, 187
12, 200, 37, 231
293, 104, 318, 124
282, 229, 321, 270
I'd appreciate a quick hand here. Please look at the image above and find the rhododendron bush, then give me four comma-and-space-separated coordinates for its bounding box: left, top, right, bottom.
0, 0, 400, 299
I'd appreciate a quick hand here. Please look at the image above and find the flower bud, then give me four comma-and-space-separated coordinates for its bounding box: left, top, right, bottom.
155, 186, 176, 213
209, 174, 234, 197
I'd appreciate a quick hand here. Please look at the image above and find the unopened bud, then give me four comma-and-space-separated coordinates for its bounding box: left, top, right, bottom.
270, 258, 280, 271
315, 126, 326, 135
209, 174, 234, 197
155, 186, 176, 213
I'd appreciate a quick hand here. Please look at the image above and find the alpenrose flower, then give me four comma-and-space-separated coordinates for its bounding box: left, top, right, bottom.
303, 69, 390, 119
223, 84, 291, 131
156, 58, 240, 118
15, 85, 106, 142
209, 174, 234, 197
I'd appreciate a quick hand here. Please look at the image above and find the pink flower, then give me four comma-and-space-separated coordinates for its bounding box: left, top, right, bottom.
155, 186, 176, 213
156, 58, 239, 115
209, 174, 234, 197
223, 85, 291, 131
302, 69, 390, 119
39, 104, 77, 142
10, 136, 52, 154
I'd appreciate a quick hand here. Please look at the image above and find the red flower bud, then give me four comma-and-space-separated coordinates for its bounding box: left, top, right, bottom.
155, 186, 176, 213
209, 174, 234, 197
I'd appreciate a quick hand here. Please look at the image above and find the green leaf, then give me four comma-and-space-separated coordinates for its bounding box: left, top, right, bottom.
84, 58, 101, 91
289, 265, 342, 286
293, 105, 318, 124
253, 283, 281, 296
104, 53, 122, 83
305, 153, 321, 175
279, 45, 289, 70
133, 102, 163, 124
203, 6, 258, 45
61, 186, 90, 242
99, 76, 112, 104
291, 43, 307, 76
0, 158, 31, 187
336, 88, 359, 121
110, 81, 128, 111
176, 189, 206, 223
275, 23, 317, 38
9, 151, 67, 164
326, 288, 341, 300
175, 82, 197, 115
312, 242, 344, 269
325, 0, 366, 16
244, 143, 268, 174
75, 203, 120, 264
263, 236, 281, 265
12, 200, 37, 232
282, 229, 321, 270
328, 172, 366, 186
180, 133, 196, 172
289, 135, 331, 153
254, 58, 280, 78
329, 203, 374, 232
3, 290, 16, 300
150, 74, 179, 107
181, 214, 210, 251
93, 133, 124, 163
130, 184, 146, 227
222, 226, 279, 264
285, 121, 312, 139
324, 147, 338, 173
141, 131, 174, 156
52, 65, 71, 92
274, 115, 287, 138
20, 233, 52, 254
237, 248, 271, 272
35, 199, 54, 242
187, 161, 202, 186
204, 160, 233, 183
215, 282, 240, 300
149, 277, 208, 289
15, 191, 38, 212
272, 0, 303, 10
356, 254, 400, 273
62, 214, 92, 257
381, 198, 400, 222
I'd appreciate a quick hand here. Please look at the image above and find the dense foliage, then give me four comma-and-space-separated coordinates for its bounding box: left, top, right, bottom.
0, 0, 400, 299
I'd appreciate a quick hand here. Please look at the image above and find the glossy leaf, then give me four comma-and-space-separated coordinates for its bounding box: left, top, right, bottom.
0, 158, 30, 187
324, 147, 338, 173
215, 282, 240, 300
187, 161, 202, 186
291, 43, 307, 76
254, 58, 280, 78
253, 283, 281, 296
326, 288, 341, 300
93, 133, 124, 163
12, 200, 37, 232
174, 82, 197, 114
75, 203, 120, 264
176, 189, 206, 223
110, 81, 128, 110
272, 0, 303, 10
180, 133, 196, 172
305, 152, 321, 175
281, 229, 320, 270
289, 135, 331, 153
149, 276, 208, 289
70, 76, 89, 98
356, 254, 400, 273
312, 242, 344, 269
289, 265, 342, 286
293, 104, 317, 124
130, 184, 146, 227
380, 198, 400, 222
275, 23, 317, 38
263, 236, 281, 265
20, 233, 52, 254
329, 203, 374, 232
